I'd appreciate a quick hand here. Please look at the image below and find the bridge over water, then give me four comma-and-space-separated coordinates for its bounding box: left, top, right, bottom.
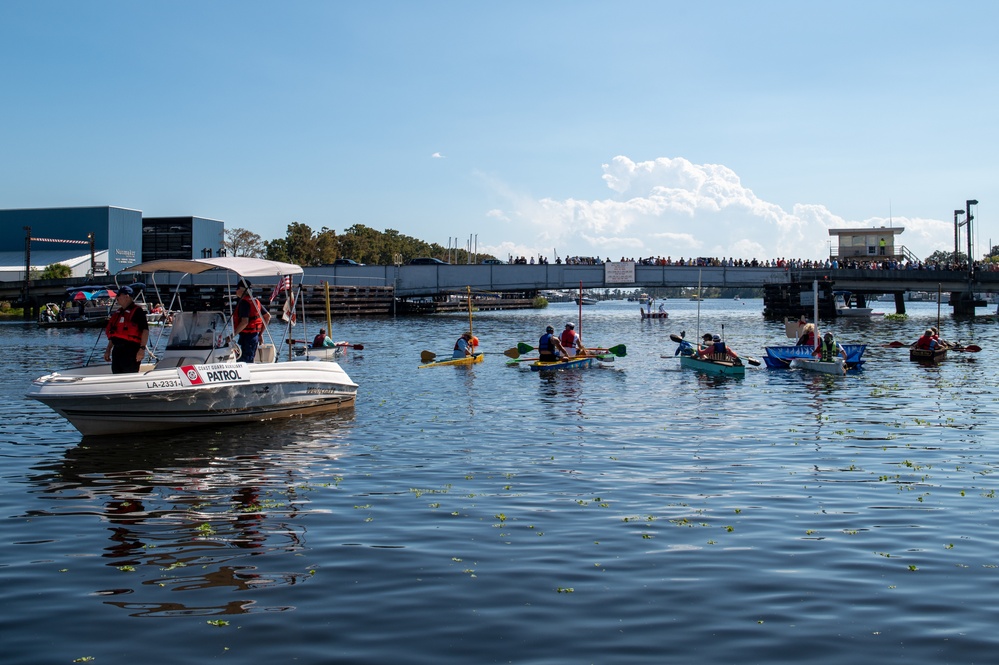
7, 263, 999, 318
316, 263, 999, 314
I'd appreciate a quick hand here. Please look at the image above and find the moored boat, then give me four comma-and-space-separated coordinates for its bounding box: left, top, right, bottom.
834, 291, 882, 317
38, 314, 110, 329
26, 257, 358, 437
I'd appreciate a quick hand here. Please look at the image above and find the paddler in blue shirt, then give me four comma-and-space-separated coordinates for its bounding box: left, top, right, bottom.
538, 325, 567, 362
453, 331, 474, 359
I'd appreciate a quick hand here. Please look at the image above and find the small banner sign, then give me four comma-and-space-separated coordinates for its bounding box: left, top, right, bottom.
178, 363, 251, 387
604, 261, 636, 284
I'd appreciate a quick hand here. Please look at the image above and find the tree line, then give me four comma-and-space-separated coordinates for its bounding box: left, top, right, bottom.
224, 223, 491, 266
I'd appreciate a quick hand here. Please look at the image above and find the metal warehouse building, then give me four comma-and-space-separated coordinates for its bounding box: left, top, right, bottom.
0, 206, 224, 281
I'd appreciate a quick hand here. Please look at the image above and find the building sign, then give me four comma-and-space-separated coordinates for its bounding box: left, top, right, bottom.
604, 261, 635, 284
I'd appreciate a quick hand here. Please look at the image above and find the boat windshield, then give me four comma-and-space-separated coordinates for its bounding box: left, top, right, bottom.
167, 312, 227, 349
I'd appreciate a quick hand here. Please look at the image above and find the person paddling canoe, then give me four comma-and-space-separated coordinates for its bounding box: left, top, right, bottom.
539, 325, 567, 362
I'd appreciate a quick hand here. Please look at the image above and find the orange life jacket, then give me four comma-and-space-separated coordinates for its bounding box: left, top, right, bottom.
106, 305, 143, 344
234, 295, 265, 334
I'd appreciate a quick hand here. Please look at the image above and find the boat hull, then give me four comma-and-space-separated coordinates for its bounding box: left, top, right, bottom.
836, 307, 882, 318
420, 353, 485, 368
292, 345, 344, 361
529, 357, 594, 371
910, 347, 947, 364
27, 360, 357, 436
789, 357, 847, 375
39, 316, 109, 329
640, 309, 668, 319
679, 355, 746, 377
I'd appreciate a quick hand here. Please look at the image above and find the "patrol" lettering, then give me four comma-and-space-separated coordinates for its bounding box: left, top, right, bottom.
205, 369, 241, 382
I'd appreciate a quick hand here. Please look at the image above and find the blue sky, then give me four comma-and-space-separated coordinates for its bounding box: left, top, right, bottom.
2, 1, 997, 263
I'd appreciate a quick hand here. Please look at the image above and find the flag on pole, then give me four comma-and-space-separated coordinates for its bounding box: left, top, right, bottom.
270, 275, 291, 304
281, 286, 297, 324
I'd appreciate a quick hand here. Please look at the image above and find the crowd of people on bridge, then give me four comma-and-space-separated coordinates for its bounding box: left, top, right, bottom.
503, 253, 999, 272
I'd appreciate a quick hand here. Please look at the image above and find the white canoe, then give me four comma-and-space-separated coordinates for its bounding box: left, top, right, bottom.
789, 357, 847, 376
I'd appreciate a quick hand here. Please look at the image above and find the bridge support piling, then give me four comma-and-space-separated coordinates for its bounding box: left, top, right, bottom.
894, 292, 906, 315
949, 291, 985, 316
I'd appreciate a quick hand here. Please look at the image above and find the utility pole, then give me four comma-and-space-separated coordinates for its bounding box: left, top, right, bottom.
967, 199, 979, 279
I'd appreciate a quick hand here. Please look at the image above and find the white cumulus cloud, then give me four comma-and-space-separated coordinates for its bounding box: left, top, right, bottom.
478, 155, 953, 262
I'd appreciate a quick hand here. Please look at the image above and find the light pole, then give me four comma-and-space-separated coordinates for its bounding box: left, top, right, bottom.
967, 199, 979, 278
954, 209, 965, 264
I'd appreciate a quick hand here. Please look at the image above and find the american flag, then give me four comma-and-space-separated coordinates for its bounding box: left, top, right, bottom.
269, 275, 291, 304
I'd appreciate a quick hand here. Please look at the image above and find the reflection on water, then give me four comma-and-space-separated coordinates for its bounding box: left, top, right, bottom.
26, 414, 353, 617
6, 304, 999, 664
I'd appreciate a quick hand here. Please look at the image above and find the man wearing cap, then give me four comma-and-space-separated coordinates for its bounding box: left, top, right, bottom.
813, 332, 847, 362
559, 322, 585, 357
696, 333, 739, 360
538, 325, 567, 362
232, 281, 271, 362
103, 285, 149, 374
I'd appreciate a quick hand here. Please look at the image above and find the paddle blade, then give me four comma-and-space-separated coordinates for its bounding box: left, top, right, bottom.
503, 347, 521, 359
884, 341, 907, 348
352, 344, 364, 350
517, 342, 535, 354
420, 350, 436, 363
960, 344, 982, 352
669, 333, 684, 343
745, 356, 761, 367
608, 344, 627, 357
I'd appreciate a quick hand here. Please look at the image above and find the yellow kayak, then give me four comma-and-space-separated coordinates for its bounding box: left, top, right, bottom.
419, 353, 484, 369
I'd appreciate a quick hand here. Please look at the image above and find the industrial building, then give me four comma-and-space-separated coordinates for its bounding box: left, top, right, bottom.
0, 206, 224, 281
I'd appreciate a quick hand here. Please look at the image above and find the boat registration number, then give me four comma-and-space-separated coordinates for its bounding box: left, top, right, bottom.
146, 379, 183, 389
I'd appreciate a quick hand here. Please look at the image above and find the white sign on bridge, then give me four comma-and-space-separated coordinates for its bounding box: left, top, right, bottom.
604, 261, 635, 284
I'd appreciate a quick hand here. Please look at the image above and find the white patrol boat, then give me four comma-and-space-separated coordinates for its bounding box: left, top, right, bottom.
26, 257, 357, 436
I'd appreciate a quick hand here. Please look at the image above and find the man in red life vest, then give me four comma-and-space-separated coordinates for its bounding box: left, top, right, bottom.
914, 329, 939, 351
696, 334, 739, 360
103, 284, 149, 374
232, 281, 271, 362
560, 322, 585, 357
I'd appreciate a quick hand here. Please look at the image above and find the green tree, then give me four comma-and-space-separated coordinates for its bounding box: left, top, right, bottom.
925, 250, 967, 265
224, 227, 265, 257
40, 263, 72, 279
338, 224, 381, 263
264, 238, 291, 263
315, 227, 339, 265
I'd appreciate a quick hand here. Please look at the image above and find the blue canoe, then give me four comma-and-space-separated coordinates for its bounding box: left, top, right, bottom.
529, 356, 594, 372
764, 344, 867, 369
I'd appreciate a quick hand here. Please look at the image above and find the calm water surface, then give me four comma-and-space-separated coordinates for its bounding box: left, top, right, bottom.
3, 299, 999, 664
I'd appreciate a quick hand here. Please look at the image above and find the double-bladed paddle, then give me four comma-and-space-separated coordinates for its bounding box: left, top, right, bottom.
515, 342, 627, 357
